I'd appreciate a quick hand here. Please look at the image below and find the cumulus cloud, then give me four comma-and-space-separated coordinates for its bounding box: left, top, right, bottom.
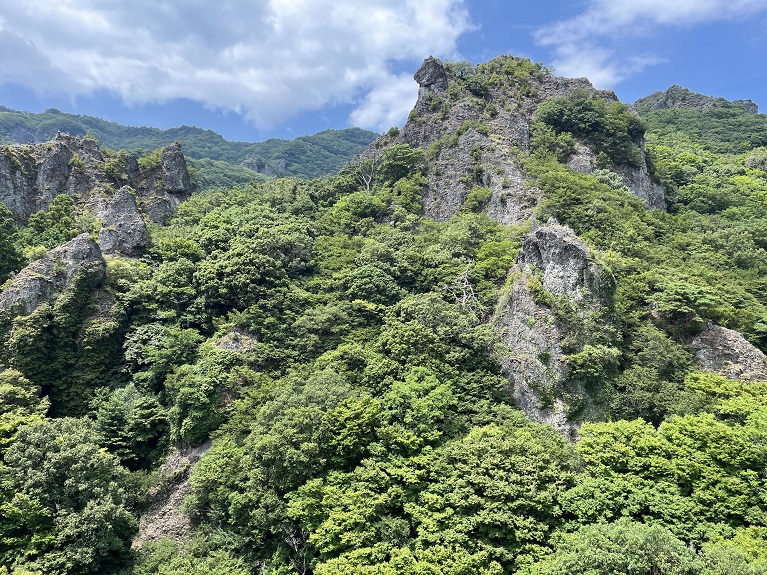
534, 0, 767, 87
0, 0, 472, 129
349, 72, 418, 132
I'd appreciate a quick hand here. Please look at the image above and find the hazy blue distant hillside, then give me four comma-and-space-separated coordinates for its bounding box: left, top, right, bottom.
0, 105, 378, 183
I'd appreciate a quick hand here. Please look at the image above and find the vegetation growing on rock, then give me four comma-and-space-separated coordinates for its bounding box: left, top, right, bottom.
1, 55, 767, 574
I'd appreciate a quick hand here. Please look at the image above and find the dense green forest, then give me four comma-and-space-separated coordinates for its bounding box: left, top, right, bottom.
1, 57, 767, 574
0, 106, 378, 184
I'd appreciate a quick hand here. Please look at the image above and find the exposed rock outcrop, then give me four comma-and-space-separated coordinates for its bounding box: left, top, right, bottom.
567, 140, 666, 210
0, 133, 193, 243
133, 440, 212, 548
635, 85, 759, 114
414, 55, 450, 94
0, 234, 104, 316
131, 141, 193, 224
518, 219, 611, 303
689, 324, 767, 382
372, 55, 664, 223
96, 186, 147, 256
493, 219, 613, 438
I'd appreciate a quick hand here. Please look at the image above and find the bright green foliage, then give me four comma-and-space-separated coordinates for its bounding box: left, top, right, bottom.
639, 104, 767, 154
0, 418, 134, 574
564, 398, 767, 541
288, 416, 576, 574
131, 539, 249, 575
20, 195, 80, 249
0, 370, 48, 453
529, 123, 576, 163
0, 204, 22, 283
523, 519, 703, 575
534, 91, 645, 167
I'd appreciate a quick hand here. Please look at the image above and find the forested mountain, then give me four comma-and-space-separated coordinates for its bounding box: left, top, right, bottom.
1, 55, 767, 574
0, 106, 378, 184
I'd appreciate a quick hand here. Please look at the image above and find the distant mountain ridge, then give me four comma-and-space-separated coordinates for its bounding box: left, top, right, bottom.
634, 85, 767, 154
635, 84, 758, 114
0, 105, 378, 184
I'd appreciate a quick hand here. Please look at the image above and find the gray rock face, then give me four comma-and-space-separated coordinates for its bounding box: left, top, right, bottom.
493, 220, 613, 438
635, 85, 759, 114
0, 234, 104, 316
414, 56, 449, 93
133, 440, 212, 548
161, 142, 192, 194
567, 140, 666, 210
734, 99, 759, 114
0, 134, 192, 251
689, 324, 767, 382
374, 54, 662, 222
495, 278, 577, 437
0, 133, 77, 223
519, 219, 610, 303
97, 187, 147, 256
139, 142, 193, 223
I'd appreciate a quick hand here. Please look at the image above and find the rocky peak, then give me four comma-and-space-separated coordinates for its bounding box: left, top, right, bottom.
635, 85, 759, 114
161, 142, 192, 194
371, 54, 664, 223
0, 134, 193, 253
414, 56, 449, 94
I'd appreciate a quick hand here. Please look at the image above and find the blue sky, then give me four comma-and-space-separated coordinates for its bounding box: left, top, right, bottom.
1, 0, 765, 142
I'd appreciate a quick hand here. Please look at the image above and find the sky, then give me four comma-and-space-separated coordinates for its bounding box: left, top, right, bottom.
0, 0, 765, 142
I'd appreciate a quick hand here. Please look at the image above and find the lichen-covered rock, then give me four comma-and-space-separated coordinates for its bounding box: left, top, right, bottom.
0, 234, 104, 316
494, 278, 577, 437
493, 220, 614, 437
96, 186, 147, 256
688, 324, 767, 382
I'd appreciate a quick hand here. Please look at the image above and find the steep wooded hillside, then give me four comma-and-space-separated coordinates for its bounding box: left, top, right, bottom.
1, 55, 767, 575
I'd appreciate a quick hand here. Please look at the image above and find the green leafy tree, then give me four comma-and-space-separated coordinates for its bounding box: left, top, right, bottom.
0, 418, 135, 574
0, 204, 22, 282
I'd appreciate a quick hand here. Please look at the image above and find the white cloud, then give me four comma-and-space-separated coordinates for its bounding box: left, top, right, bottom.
534, 0, 767, 87
0, 0, 472, 130
349, 72, 418, 132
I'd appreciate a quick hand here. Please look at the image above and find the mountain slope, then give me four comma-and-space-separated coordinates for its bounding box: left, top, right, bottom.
0, 105, 378, 182
1, 56, 767, 574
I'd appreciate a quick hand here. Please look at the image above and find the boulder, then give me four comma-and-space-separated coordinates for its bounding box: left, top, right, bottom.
689, 324, 767, 382
0, 234, 104, 316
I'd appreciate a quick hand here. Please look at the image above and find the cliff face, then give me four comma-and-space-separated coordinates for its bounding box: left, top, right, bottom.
374, 55, 665, 222
0, 234, 104, 317
493, 219, 615, 437
0, 133, 192, 255
688, 324, 767, 382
